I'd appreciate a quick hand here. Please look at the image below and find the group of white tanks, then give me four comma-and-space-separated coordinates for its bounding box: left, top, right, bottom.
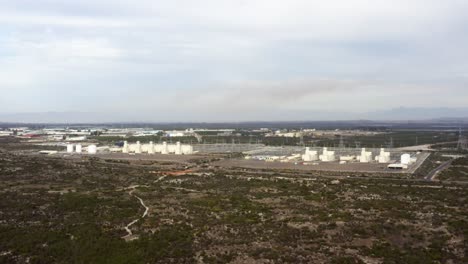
66, 141, 194, 155
302, 147, 415, 165
66, 144, 97, 154
122, 141, 194, 155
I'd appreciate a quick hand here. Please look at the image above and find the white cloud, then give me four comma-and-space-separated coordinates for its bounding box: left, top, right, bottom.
0, 0, 467, 119
6, 37, 122, 60
0, 13, 130, 28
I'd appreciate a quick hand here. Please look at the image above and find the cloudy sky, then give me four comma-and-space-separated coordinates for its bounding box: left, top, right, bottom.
1, 0, 468, 122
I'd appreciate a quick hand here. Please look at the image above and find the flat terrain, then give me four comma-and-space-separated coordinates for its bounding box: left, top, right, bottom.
69, 152, 216, 163
438, 158, 468, 182
0, 139, 467, 263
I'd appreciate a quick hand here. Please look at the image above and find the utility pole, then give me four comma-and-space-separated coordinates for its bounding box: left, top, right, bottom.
338, 135, 345, 149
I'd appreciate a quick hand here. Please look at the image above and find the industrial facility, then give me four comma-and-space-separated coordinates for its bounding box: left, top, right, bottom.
300, 147, 401, 164
241, 145, 426, 172
6, 124, 433, 174
122, 141, 194, 155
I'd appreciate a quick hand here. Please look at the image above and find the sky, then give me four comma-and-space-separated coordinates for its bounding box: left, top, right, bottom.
0, 0, 468, 122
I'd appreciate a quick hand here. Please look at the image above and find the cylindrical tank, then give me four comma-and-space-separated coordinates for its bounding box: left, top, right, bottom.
66, 144, 74, 153
88, 145, 97, 154
161, 141, 168, 154
182, 145, 194, 155
401, 154, 411, 165
175, 141, 182, 155
148, 141, 155, 154
135, 141, 141, 154
76, 144, 82, 153
122, 141, 129, 153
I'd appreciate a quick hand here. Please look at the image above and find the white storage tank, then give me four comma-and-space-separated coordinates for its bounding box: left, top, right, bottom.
76, 144, 82, 153
401, 154, 411, 165
376, 148, 391, 163
161, 142, 169, 154
66, 144, 74, 153
148, 141, 155, 154
359, 148, 373, 163
302, 147, 318, 161
155, 143, 163, 153
135, 141, 142, 154
88, 145, 97, 154
122, 141, 129, 153
319, 147, 335, 162
175, 142, 182, 155
181, 145, 194, 155
167, 144, 177, 154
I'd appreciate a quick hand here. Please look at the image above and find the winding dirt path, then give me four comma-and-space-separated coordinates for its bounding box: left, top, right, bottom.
122, 185, 150, 241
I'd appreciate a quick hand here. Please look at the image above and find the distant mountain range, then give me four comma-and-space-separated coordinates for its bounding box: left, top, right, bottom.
362, 107, 468, 121
0, 112, 112, 124
1, 107, 468, 124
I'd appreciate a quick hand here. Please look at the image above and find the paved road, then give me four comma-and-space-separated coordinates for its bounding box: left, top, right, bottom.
397, 144, 434, 151
425, 160, 453, 181
407, 152, 431, 174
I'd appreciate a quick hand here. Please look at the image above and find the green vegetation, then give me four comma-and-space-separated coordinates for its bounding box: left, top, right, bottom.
453, 157, 468, 166
0, 141, 467, 263
438, 157, 468, 181
413, 153, 451, 178
315, 131, 459, 148
0, 224, 193, 264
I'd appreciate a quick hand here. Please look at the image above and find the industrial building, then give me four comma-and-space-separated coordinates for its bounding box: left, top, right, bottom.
387, 153, 418, 170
